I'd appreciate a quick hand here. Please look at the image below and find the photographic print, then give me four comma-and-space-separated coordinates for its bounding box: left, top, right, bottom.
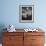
19, 5, 34, 23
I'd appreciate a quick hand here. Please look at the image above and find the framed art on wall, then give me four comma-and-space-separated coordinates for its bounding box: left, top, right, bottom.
19, 5, 34, 23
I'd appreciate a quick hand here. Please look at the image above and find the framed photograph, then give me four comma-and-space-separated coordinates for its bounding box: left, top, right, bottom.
19, 5, 34, 23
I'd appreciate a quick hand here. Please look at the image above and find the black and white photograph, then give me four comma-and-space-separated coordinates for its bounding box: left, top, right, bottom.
19, 5, 34, 23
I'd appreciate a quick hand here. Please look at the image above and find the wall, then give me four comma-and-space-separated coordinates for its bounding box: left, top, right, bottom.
0, 0, 46, 29
0, 0, 46, 43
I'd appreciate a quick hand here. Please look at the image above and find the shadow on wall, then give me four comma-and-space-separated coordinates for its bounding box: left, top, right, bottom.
0, 24, 7, 43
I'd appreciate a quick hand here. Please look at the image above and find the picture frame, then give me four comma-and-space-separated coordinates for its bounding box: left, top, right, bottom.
19, 5, 34, 23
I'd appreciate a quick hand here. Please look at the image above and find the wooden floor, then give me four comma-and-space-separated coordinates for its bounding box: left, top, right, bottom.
0, 43, 45, 46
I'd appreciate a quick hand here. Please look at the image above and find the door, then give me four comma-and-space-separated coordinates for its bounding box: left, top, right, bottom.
3, 32, 24, 46
24, 33, 32, 46
32, 35, 45, 46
